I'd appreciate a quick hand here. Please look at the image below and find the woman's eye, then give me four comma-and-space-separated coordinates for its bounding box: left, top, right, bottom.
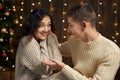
41, 25, 44, 27
38, 24, 44, 27
48, 24, 51, 27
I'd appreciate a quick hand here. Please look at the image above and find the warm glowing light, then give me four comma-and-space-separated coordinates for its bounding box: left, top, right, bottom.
1, 28, 7, 33
114, 23, 118, 26
114, 39, 117, 42
115, 32, 119, 36
20, 16, 23, 19
12, 65, 15, 68
64, 3, 67, 6
63, 36, 66, 38
15, 19, 19, 24
6, 57, 8, 61
50, 6, 55, 11
98, 14, 101, 17
64, 28, 67, 31
19, 24, 23, 27
0, 38, 4, 42
98, 21, 102, 24
31, 9, 33, 12
62, 20, 65, 23
99, 2, 103, 5
32, 3, 35, 6
10, 49, 14, 53
13, 8, 16, 12
113, 3, 117, 6
38, 2, 41, 5
4, 17, 6, 20
13, 6, 15, 8
3, 69, 6, 71
112, 36, 115, 39
49, 0, 51, 2
20, 8, 23, 11
63, 11, 66, 15
114, 11, 117, 14
21, 2, 24, 5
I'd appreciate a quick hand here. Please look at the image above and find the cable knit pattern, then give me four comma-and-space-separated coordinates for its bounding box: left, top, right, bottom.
59, 34, 120, 80
15, 33, 62, 80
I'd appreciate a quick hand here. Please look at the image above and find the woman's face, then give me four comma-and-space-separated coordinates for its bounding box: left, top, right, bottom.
35, 15, 51, 41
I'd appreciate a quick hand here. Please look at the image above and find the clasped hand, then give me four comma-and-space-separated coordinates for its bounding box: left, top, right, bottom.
42, 59, 66, 71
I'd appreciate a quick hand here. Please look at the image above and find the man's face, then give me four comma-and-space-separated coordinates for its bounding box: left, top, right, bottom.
67, 17, 84, 39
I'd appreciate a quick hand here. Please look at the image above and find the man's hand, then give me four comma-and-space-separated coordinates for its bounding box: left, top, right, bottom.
42, 59, 66, 71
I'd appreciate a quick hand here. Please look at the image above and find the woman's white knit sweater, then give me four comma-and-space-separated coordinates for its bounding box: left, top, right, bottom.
60, 34, 120, 80
15, 33, 62, 80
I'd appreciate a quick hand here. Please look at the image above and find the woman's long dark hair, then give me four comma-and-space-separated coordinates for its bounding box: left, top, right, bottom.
12, 8, 55, 53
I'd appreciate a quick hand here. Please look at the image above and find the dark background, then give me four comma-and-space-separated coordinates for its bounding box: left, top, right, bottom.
15, 0, 120, 80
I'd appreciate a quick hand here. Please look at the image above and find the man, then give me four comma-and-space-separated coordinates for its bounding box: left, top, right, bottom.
42, 3, 120, 80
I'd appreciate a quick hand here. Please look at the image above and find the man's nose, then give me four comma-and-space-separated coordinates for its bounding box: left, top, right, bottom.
67, 27, 70, 33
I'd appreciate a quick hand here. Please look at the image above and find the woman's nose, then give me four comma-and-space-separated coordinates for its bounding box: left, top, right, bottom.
44, 26, 49, 32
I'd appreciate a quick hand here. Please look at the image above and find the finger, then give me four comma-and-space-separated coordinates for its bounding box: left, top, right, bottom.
42, 60, 56, 66
51, 59, 66, 68
51, 59, 61, 64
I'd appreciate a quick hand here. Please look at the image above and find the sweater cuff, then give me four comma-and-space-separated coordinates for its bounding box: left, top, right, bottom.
61, 65, 71, 73
61, 65, 77, 79
61, 65, 83, 80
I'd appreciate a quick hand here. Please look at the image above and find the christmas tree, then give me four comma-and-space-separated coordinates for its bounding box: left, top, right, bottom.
0, 0, 18, 71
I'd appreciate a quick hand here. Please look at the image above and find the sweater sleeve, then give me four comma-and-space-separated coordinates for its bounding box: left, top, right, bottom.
20, 38, 50, 75
47, 33, 62, 61
59, 36, 73, 57
61, 52, 120, 80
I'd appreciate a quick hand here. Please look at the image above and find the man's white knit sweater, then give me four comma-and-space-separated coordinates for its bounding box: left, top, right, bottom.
59, 34, 120, 80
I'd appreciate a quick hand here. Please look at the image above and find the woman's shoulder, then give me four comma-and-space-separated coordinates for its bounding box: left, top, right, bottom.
20, 35, 37, 47
48, 32, 57, 38
20, 35, 31, 44
47, 32, 59, 44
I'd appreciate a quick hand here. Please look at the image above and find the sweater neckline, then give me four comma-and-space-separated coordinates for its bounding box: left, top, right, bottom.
81, 34, 103, 49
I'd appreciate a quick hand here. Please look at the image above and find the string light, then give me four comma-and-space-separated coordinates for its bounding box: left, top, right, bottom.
37, 0, 41, 7
19, 23, 23, 27
49, 0, 52, 2
61, 0, 68, 41
38, 2, 41, 5
111, 0, 119, 43
97, 0, 103, 26
49, 0, 55, 13
18, 0, 24, 27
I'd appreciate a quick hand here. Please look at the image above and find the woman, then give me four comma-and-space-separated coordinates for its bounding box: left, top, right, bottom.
13, 8, 62, 80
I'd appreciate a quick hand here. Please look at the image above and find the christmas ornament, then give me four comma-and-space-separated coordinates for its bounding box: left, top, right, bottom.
5, 9, 10, 16
15, 19, 19, 24
12, 6, 16, 12
50, 6, 55, 11
0, 38, 4, 42
9, 28, 14, 35
2, 51, 7, 58
1, 27, 7, 33
0, 3, 2, 10
10, 49, 14, 53
9, 37, 13, 44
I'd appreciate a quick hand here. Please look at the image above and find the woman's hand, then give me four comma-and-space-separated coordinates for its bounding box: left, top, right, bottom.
42, 59, 66, 71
